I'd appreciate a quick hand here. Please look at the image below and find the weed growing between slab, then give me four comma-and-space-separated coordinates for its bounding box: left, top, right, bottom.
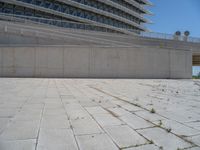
150, 108, 156, 113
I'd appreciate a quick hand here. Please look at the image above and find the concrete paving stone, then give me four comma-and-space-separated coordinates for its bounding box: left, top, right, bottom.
41, 115, 70, 129
28, 98, 46, 104
64, 104, 91, 120
104, 125, 147, 148
61, 97, 79, 104
60, 93, 75, 98
187, 134, 200, 146
93, 113, 124, 127
23, 103, 44, 109
138, 127, 192, 150
120, 113, 154, 129
79, 100, 100, 107
57, 88, 72, 96
134, 110, 166, 122
0, 109, 18, 118
60, 94, 76, 99
0, 120, 39, 140
67, 108, 91, 120
44, 102, 63, 109
188, 147, 200, 150
65, 107, 90, 119
0, 103, 21, 109
99, 101, 117, 108
64, 103, 84, 110
0, 139, 36, 150
185, 121, 200, 130
13, 114, 41, 121
107, 107, 130, 117
121, 104, 143, 112
32, 89, 46, 98
77, 133, 118, 150
71, 117, 103, 135
47, 82, 56, 88
153, 119, 200, 137
158, 109, 199, 123
44, 98, 61, 103
46, 88, 60, 98
16, 90, 34, 97
37, 128, 78, 150
111, 99, 129, 106
85, 106, 108, 114
19, 108, 43, 115
124, 144, 160, 150
56, 83, 66, 88
43, 108, 66, 116
0, 118, 10, 132
0, 97, 27, 103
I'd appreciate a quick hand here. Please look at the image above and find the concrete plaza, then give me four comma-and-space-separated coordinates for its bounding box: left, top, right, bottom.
0, 78, 200, 150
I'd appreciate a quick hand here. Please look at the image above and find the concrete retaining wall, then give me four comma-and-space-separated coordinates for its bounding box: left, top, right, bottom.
0, 46, 192, 78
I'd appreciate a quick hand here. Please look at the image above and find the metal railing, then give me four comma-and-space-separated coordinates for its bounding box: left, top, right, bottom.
139, 31, 200, 43
1, 13, 200, 44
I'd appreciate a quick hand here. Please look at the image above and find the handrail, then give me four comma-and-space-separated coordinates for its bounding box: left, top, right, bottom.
139, 31, 200, 43
0, 13, 200, 44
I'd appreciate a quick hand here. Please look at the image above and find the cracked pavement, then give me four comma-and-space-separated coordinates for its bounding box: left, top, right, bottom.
0, 78, 200, 150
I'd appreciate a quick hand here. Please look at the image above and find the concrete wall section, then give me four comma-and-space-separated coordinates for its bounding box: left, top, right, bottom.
170, 50, 192, 78
0, 46, 192, 78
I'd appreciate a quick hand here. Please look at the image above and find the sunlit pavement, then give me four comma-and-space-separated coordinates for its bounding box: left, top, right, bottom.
0, 78, 200, 150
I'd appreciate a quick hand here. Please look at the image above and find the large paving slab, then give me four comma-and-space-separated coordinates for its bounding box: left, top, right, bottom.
124, 144, 160, 150
120, 113, 154, 129
0, 139, 36, 150
76, 133, 118, 150
137, 127, 192, 150
0, 120, 40, 140
104, 125, 147, 148
37, 128, 78, 150
71, 117, 103, 135
0, 78, 200, 150
187, 134, 200, 146
92, 113, 124, 127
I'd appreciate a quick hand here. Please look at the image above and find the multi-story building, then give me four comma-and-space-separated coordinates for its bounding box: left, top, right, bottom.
0, 0, 152, 33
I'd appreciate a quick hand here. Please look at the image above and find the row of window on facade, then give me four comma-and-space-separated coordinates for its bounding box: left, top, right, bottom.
0, 2, 142, 31
17, 0, 143, 23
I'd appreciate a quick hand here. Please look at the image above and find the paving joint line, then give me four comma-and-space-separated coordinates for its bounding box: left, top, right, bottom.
72, 83, 159, 149
34, 101, 45, 150
59, 80, 81, 150
70, 82, 123, 150
89, 85, 199, 147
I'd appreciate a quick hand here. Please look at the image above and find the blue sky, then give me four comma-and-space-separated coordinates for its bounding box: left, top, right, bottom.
146, 0, 200, 37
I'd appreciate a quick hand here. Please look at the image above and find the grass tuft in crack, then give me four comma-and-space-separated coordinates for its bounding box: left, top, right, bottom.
159, 146, 163, 150
158, 120, 162, 126
150, 108, 156, 113
149, 140, 154, 144
166, 128, 172, 133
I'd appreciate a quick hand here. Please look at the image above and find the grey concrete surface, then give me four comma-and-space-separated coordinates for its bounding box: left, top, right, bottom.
0, 78, 200, 150
1, 20, 199, 70
1, 20, 200, 50
0, 45, 192, 78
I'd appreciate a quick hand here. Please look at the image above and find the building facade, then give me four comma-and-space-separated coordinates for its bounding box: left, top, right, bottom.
0, 0, 151, 33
